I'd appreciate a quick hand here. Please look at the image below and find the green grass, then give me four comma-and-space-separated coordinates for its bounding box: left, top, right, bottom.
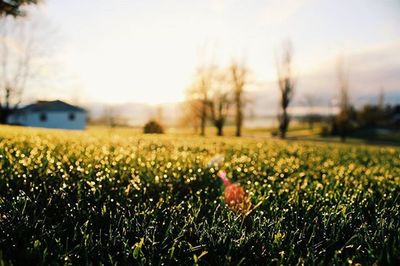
0, 125, 399, 265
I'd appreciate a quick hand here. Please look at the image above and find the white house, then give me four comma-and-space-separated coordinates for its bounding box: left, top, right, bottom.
7, 100, 87, 130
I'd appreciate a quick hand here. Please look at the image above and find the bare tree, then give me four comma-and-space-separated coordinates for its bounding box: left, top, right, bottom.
184, 65, 215, 136
208, 69, 231, 136
229, 61, 248, 137
0, 18, 31, 123
303, 93, 318, 129
336, 56, 350, 142
275, 40, 295, 139
180, 90, 202, 134
0, 15, 47, 123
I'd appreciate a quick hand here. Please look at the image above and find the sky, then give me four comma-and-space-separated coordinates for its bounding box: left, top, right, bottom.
18, 0, 400, 106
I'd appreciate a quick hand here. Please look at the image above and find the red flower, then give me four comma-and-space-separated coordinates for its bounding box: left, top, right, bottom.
218, 171, 251, 213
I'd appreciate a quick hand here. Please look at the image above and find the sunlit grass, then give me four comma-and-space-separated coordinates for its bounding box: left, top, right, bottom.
0, 125, 399, 264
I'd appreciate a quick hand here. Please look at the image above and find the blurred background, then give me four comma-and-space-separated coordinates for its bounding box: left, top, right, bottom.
0, 0, 399, 143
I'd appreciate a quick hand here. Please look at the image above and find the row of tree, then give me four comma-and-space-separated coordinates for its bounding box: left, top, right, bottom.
1, 2, 392, 142
330, 97, 399, 140
182, 40, 385, 143
181, 60, 249, 137
182, 41, 296, 139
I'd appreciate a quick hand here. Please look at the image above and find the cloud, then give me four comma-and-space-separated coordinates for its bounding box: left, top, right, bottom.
247, 40, 400, 115
299, 40, 400, 96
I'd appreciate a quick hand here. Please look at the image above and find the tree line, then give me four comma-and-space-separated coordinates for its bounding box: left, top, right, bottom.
181, 41, 398, 143
1, 2, 397, 142
181, 60, 249, 137
182, 41, 296, 139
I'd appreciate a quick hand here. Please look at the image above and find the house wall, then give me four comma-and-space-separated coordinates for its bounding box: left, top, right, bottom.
8, 111, 86, 130
7, 113, 27, 125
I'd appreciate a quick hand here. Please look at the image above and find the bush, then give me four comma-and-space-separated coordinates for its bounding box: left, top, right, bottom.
143, 120, 164, 134
320, 124, 330, 137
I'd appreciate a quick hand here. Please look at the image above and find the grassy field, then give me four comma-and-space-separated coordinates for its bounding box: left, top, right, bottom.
0, 126, 399, 265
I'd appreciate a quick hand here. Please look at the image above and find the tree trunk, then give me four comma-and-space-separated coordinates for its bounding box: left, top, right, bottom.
338, 110, 348, 142
200, 102, 206, 136
215, 119, 224, 136
217, 125, 223, 136
279, 126, 286, 139
0, 108, 11, 124
0, 111, 6, 124
235, 95, 242, 137
0, 87, 14, 124
200, 116, 206, 136
235, 113, 242, 137
340, 124, 347, 142
279, 108, 289, 139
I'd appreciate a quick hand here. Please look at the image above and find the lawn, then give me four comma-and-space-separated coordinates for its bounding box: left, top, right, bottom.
0, 126, 399, 265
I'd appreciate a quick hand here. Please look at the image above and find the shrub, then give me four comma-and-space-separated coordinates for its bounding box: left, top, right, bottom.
320, 124, 330, 136
143, 120, 164, 134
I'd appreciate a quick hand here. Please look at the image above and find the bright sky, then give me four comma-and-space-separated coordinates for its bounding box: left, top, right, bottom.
25, 0, 400, 105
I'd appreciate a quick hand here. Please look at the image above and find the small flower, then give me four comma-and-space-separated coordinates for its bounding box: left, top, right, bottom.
218, 170, 231, 186
218, 170, 251, 213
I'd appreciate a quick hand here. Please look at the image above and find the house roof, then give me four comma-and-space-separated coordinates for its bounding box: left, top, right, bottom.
18, 100, 86, 113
